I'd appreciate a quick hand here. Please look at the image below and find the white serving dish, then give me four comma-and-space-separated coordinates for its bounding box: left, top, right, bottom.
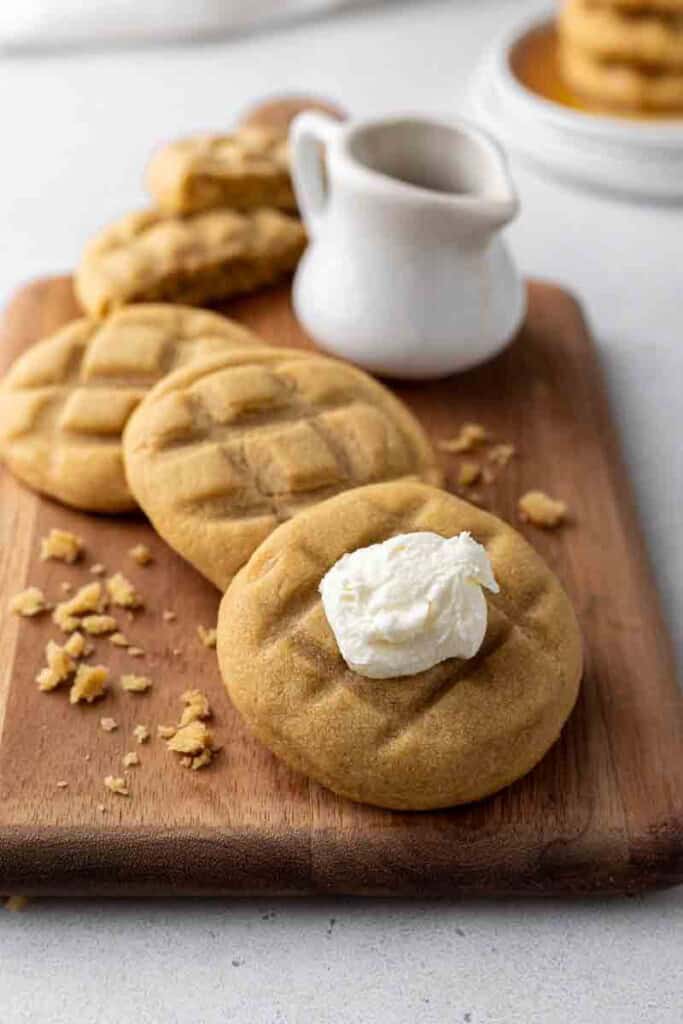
467, 9, 683, 203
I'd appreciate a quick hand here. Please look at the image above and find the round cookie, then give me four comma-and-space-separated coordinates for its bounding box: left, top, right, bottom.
123, 349, 442, 590
217, 482, 582, 810
590, 1, 683, 11
561, 41, 683, 110
560, 0, 683, 71
238, 95, 346, 137
0, 304, 260, 512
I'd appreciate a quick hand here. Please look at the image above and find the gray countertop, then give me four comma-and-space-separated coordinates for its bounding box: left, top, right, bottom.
0, 1, 681, 1020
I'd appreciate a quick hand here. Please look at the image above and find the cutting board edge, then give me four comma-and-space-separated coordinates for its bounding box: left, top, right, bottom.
0, 816, 681, 898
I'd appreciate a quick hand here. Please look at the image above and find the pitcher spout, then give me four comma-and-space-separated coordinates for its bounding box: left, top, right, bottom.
342, 114, 519, 237
461, 122, 519, 229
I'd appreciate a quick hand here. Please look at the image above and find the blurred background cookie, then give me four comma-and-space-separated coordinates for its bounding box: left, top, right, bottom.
559, 0, 683, 110
560, 39, 683, 109
238, 94, 346, 137
146, 127, 296, 216
561, 0, 683, 69
75, 207, 306, 317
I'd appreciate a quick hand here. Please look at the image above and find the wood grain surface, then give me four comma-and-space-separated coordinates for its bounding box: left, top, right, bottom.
0, 276, 681, 897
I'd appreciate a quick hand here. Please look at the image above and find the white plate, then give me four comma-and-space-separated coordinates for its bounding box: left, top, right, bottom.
467, 9, 683, 203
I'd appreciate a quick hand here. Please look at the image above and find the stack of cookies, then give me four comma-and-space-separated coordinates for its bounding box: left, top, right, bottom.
559, 0, 683, 112
75, 98, 344, 317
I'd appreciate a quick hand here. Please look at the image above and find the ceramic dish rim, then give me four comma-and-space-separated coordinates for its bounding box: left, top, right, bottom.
494, 7, 683, 149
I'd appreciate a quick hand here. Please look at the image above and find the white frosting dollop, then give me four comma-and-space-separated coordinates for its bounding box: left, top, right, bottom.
319, 531, 499, 680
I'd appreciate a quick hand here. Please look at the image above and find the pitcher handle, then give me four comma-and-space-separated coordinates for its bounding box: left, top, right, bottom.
290, 112, 341, 237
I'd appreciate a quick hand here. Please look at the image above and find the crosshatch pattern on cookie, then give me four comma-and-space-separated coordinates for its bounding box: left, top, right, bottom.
146, 127, 295, 215
75, 207, 307, 317
218, 482, 582, 810
0, 305, 260, 512
123, 350, 443, 589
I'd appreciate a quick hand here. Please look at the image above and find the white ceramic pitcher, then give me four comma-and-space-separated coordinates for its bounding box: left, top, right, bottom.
290, 112, 525, 379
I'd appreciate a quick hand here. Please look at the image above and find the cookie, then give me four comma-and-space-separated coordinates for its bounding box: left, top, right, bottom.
146, 127, 296, 215
0, 304, 260, 512
238, 95, 346, 137
123, 349, 442, 589
560, 40, 683, 108
75, 207, 306, 318
588, 1, 683, 11
217, 481, 583, 810
560, 0, 683, 69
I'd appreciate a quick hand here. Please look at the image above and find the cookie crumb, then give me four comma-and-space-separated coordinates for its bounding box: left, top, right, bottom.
167, 719, 213, 756
168, 721, 217, 769
60, 581, 73, 594
518, 490, 568, 529
458, 461, 481, 488
36, 639, 76, 691
165, 690, 218, 769
188, 747, 214, 771
4, 895, 29, 912
97, 803, 106, 813
70, 664, 108, 704
10, 586, 48, 617
64, 631, 87, 658
110, 631, 129, 647
106, 573, 143, 609
133, 724, 150, 744
40, 528, 83, 564
122, 751, 140, 768
104, 775, 129, 797
82, 614, 118, 636
89, 563, 106, 576
100, 717, 118, 732
197, 625, 217, 648
180, 689, 211, 726
53, 581, 106, 632
162, 610, 176, 622
84, 753, 91, 761
56, 780, 69, 788
438, 422, 489, 454
172, 648, 182, 657
129, 544, 153, 566
121, 673, 152, 694
128, 646, 145, 658
488, 442, 516, 468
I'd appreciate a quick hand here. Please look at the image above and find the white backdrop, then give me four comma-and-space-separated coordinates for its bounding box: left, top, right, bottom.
0, 0, 369, 48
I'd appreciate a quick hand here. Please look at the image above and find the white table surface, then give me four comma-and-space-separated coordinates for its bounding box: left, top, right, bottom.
0, 2, 681, 1021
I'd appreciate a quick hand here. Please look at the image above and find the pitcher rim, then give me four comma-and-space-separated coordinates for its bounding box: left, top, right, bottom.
330, 113, 519, 213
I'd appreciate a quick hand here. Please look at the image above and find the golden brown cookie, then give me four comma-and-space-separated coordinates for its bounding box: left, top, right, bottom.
217, 481, 583, 810
560, 0, 683, 69
123, 349, 442, 589
238, 95, 346, 137
75, 207, 306, 318
0, 304, 260, 512
560, 39, 683, 108
589, 1, 683, 11
146, 127, 296, 215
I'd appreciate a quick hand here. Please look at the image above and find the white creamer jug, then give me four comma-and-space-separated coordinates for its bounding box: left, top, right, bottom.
290, 112, 525, 379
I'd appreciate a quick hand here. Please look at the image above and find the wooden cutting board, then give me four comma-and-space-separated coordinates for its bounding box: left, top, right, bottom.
0, 276, 681, 898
